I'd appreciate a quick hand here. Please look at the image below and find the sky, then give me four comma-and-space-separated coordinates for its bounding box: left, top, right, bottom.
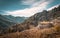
0, 0, 60, 17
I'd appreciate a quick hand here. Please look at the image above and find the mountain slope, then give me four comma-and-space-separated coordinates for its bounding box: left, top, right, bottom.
0, 18, 60, 38
9, 5, 60, 32
0, 15, 15, 33
3, 15, 27, 24
0, 14, 27, 35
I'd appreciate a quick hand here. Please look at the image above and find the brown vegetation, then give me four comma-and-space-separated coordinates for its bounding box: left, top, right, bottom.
0, 18, 60, 38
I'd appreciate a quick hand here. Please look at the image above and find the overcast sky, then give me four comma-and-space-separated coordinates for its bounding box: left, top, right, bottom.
0, 0, 60, 17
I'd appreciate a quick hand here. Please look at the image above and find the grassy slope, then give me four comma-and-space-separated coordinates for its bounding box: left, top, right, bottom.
0, 24, 60, 38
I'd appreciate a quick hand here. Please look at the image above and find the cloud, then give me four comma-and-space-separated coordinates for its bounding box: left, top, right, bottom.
21, 0, 53, 6
31, 0, 53, 7
6, 0, 53, 17
21, 0, 36, 5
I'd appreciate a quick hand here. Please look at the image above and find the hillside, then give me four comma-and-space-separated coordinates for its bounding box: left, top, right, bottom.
0, 14, 27, 27
3, 15, 27, 24
8, 5, 60, 32
0, 14, 27, 35
0, 17, 60, 38
0, 14, 15, 28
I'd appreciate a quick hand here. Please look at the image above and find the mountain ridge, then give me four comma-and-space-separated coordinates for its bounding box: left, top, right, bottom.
7, 5, 60, 33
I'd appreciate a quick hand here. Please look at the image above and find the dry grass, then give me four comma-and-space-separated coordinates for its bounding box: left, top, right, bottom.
0, 25, 60, 38
0, 19, 60, 38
